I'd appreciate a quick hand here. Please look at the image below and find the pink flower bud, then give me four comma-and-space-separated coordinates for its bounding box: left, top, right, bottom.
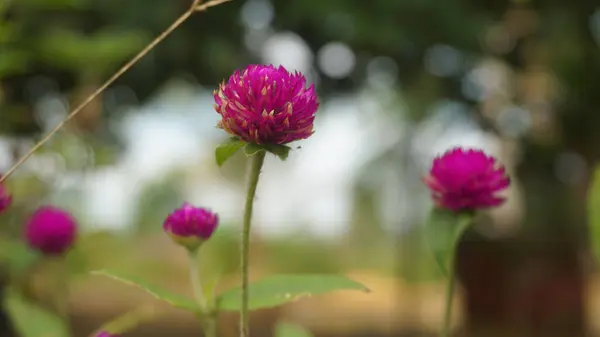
24, 206, 78, 255
163, 203, 219, 251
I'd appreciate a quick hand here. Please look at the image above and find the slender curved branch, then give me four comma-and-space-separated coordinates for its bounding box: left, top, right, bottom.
0, 0, 232, 183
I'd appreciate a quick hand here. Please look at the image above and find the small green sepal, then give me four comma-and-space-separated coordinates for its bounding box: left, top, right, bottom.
244, 143, 291, 161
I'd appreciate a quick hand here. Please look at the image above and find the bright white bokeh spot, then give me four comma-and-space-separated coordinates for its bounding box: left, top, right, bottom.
496, 105, 532, 138
461, 60, 511, 101
34, 94, 68, 132
261, 32, 313, 74
366, 56, 399, 87
0, 138, 12, 171
317, 42, 356, 79
244, 27, 273, 54
83, 168, 136, 230
240, 0, 274, 30
424, 44, 463, 77
411, 100, 500, 171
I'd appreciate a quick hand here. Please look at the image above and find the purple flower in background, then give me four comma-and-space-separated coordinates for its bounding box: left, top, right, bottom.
214, 64, 319, 145
95, 332, 117, 337
423, 148, 510, 212
0, 181, 12, 214
163, 203, 219, 251
24, 206, 78, 255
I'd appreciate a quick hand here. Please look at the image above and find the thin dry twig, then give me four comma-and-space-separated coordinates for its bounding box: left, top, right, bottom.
195, 0, 232, 11
0, 0, 232, 183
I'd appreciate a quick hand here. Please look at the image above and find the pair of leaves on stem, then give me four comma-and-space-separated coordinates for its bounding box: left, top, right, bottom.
92, 269, 369, 314
215, 137, 292, 166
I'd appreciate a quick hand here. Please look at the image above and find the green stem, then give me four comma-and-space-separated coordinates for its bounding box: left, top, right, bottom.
188, 250, 208, 310
204, 315, 217, 337
240, 150, 266, 337
440, 213, 472, 337
441, 253, 456, 337
51, 257, 70, 324
188, 250, 216, 337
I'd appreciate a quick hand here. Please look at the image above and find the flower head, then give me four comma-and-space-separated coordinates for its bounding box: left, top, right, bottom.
423, 148, 510, 212
163, 203, 219, 251
0, 181, 12, 214
24, 206, 78, 255
214, 64, 319, 145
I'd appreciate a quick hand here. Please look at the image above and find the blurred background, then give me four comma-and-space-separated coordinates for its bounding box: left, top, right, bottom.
1, 0, 600, 336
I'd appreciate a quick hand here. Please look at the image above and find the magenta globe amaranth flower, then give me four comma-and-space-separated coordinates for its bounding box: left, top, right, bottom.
214, 64, 319, 145
0, 182, 12, 214
163, 203, 219, 251
423, 148, 510, 212
24, 206, 78, 255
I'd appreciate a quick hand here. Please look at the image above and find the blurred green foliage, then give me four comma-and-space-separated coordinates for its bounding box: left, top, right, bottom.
4, 287, 69, 337
36, 28, 148, 77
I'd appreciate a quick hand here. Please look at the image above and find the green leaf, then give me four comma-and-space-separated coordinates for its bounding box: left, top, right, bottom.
244, 143, 264, 156
215, 137, 246, 166
425, 208, 473, 276
588, 166, 600, 261
91, 270, 199, 312
93, 305, 157, 336
3, 287, 70, 337
263, 144, 292, 161
275, 321, 314, 337
216, 274, 369, 311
